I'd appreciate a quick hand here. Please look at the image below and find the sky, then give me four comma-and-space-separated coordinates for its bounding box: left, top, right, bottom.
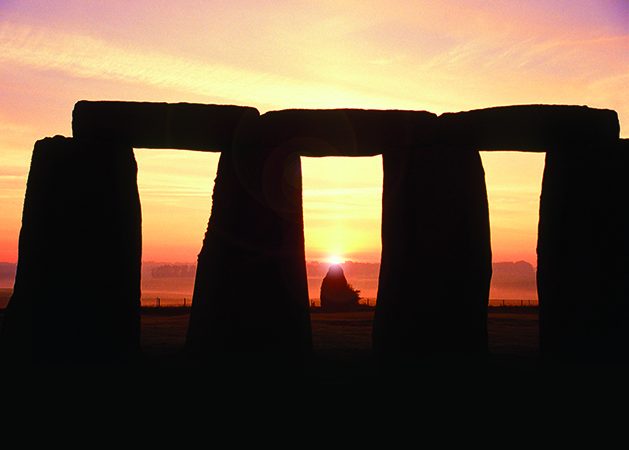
1, 0, 627, 266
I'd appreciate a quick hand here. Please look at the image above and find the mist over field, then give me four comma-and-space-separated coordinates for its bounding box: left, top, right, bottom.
0, 263, 16, 289
0, 260, 538, 309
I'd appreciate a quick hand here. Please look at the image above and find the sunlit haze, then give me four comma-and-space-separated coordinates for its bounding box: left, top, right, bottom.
1, 0, 627, 268
328, 256, 346, 265
134, 149, 219, 262
480, 152, 546, 264
302, 156, 382, 263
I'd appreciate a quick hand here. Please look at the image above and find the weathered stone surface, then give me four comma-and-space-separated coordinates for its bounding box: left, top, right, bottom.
73, 101, 259, 151
185, 130, 312, 362
0, 136, 141, 363
537, 138, 629, 363
373, 144, 492, 360
260, 109, 437, 156
438, 105, 619, 151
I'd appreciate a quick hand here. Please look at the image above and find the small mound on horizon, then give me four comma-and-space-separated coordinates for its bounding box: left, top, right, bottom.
320, 264, 361, 312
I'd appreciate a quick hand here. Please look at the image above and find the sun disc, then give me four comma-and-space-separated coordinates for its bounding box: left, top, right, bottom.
328, 255, 344, 265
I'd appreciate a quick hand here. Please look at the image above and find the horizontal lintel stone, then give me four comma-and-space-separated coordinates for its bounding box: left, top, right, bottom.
437, 105, 620, 151
260, 109, 437, 157
72, 101, 259, 151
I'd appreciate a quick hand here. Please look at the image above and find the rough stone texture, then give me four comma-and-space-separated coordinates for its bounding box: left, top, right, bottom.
186, 121, 312, 362
438, 105, 619, 151
72, 101, 259, 151
0, 136, 141, 363
261, 109, 437, 156
373, 143, 492, 360
537, 137, 629, 363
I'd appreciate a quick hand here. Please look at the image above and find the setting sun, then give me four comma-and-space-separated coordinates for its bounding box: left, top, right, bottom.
327, 255, 345, 265
301, 156, 383, 263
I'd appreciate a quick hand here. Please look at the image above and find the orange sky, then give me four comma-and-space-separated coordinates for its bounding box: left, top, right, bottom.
1, 0, 627, 265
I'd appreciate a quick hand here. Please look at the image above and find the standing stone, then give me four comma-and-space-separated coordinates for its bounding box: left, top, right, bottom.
537, 138, 629, 363
320, 264, 360, 312
438, 104, 623, 363
1, 136, 141, 363
374, 144, 492, 361
186, 117, 312, 363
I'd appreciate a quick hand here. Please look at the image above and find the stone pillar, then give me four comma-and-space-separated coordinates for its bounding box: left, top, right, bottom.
1, 136, 142, 363
186, 123, 312, 362
537, 138, 629, 363
374, 144, 492, 361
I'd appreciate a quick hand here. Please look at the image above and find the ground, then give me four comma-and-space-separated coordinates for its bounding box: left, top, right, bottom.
139, 308, 540, 379
0, 305, 540, 380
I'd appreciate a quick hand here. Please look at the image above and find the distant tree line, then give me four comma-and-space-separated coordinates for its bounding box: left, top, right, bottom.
151, 264, 196, 279
0, 263, 17, 280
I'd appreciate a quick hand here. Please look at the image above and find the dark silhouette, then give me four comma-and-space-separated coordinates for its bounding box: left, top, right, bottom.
537, 137, 629, 363
2, 100, 627, 369
437, 105, 618, 149
0, 136, 141, 364
320, 264, 361, 311
73, 100, 258, 151
374, 141, 492, 361
185, 113, 313, 363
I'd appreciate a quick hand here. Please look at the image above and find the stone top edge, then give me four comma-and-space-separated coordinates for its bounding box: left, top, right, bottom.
74, 101, 618, 115
439, 104, 618, 116
69, 100, 622, 151
73, 100, 619, 121
262, 108, 437, 116
73, 100, 260, 115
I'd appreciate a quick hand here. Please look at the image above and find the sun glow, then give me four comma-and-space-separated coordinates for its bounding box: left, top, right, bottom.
327, 255, 345, 265
0, 0, 626, 270
301, 156, 383, 263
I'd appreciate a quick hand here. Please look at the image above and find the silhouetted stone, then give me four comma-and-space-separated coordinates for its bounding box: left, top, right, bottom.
186, 120, 312, 363
73, 101, 259, 151
537, 136, 629, 363
320, 264, 360, 311
0, 136, 141, 363
7, 99, 627, 371
438, 105, 619, 151
261, 109, 437, 156
374, 144, 492, 360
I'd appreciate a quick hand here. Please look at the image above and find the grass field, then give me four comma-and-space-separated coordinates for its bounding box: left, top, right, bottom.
0, 302, 539, 379
0, 305, 539, 358
140, 308, 539, 372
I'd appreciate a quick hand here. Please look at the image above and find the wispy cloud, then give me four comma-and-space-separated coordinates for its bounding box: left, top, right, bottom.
0, 22, 416, 111
0, 1, 626, 263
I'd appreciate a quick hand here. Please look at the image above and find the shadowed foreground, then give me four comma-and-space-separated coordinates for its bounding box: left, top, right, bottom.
136, 308, 539, 381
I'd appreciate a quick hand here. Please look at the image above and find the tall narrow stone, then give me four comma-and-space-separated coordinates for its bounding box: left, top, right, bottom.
374, 144, 492, 360
537, 138, 629, 363
186, 119, 312, 362
1, 136, 141, 363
